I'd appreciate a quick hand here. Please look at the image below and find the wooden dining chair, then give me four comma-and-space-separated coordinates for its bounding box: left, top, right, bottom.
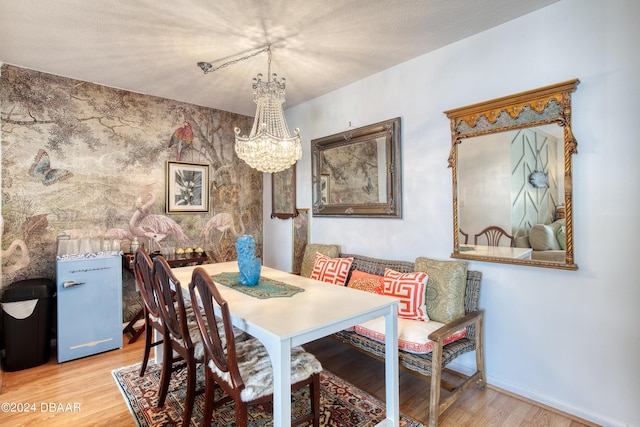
152, 256, 203, 427
474, 226, 515, 247
188, 267, 322, 427
132, 248, 166, 377
459, 229, 469, 244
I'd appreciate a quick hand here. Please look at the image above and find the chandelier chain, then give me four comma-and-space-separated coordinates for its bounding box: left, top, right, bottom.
200, 45, 270, 74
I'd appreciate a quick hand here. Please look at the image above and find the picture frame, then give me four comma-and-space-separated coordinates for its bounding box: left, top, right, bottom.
292, 208, 309, 274
312, 117, 402, 218
271, 164, 297, 219
166, 161, 209, 213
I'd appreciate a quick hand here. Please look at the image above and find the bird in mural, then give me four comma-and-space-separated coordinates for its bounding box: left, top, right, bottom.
129, 191, 188, 243
168, 121, 193, 161
200, 212, 245, 244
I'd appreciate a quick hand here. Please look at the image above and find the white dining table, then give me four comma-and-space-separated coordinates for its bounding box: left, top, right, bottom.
167, 261, 400, 427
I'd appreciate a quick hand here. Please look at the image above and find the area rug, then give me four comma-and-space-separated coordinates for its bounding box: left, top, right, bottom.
112, 363, 424, 426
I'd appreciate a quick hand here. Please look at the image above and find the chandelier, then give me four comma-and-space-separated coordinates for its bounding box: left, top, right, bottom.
198, 44, 301, 173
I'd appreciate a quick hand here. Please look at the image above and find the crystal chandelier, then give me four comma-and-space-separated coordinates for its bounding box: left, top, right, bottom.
198, 44, 301, 173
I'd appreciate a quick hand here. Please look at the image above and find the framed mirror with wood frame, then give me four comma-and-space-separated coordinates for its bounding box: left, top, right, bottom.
311, 117, 402, 218
445, 79, 579, 270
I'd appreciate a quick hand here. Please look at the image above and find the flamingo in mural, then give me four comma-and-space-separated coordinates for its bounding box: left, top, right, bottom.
129, 191, 188, 244
1, 217, 30, 274
200, 212, 245, 244
105, 228, 132, 241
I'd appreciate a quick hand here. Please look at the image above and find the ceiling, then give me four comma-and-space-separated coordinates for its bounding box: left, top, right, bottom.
0, 0, 559, 116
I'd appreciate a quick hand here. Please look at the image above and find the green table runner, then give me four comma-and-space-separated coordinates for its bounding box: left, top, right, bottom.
211, 272, 304, 299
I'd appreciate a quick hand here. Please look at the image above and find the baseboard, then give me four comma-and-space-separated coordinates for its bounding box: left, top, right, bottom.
445, 360, 621, 427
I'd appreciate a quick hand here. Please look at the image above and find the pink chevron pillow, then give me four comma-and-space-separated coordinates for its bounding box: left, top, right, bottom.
382, 268, 429, 320
310, 252, 353, 286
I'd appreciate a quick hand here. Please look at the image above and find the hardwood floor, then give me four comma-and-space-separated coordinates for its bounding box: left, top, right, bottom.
0, 335, 598, 426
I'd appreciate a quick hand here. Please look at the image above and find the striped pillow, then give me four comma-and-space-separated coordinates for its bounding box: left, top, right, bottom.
310, 252, 353, 286
382, 268, 428, 320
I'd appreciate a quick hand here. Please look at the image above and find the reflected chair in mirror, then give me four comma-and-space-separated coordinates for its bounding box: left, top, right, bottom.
153, 256, 204, 427
474, 226, 515, 247
189, 267, 322, 427
459, 229, 469, 244
132, 248, 166, 377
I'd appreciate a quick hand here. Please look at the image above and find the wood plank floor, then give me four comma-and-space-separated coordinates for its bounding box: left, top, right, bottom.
0, 335, 599, 426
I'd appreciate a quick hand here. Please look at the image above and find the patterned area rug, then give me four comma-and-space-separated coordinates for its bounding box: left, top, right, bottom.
112, 363, 424, 426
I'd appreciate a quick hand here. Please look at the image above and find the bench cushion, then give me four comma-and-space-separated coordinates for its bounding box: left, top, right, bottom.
353, 317, 467, 355
414, 257, 467, 323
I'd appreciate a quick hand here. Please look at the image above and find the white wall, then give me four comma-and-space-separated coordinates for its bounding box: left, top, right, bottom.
264, 1, 640, 425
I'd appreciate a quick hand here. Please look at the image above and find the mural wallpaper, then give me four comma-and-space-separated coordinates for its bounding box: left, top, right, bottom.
0, 64, 263, 321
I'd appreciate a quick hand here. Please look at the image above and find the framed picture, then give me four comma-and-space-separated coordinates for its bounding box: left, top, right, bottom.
166, 161, 209, 213
311, 117, 402, 218
271, 164, 297, 219
292, 208, 309, 274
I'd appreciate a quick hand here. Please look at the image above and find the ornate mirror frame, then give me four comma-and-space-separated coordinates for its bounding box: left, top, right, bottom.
312, 117, 402, 218
445, 79, 579, 270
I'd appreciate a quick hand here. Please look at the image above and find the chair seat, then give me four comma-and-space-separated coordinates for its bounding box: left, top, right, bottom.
181, 299, 248, 360
208, 338, 322, 402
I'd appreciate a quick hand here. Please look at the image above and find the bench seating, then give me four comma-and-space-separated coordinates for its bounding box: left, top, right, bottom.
330, 253, 485, 427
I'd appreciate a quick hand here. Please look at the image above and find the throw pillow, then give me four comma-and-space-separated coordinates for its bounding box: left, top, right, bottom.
347, 269, 385, 291
347, 278, 382, 293
414, 257, 467, 323
310, 252, 353, 286
381, 268, 428, 321
529, 224, 561, 251
300, 244, 340, 277
557, 225, 566, 250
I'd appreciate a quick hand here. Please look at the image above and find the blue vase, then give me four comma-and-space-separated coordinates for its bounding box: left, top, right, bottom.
235, 235, 261, 286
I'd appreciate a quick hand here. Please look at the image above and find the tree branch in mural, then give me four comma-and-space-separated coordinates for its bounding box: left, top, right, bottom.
129, 191, 188, 243
168, 122, 193, 161
1, 217, 31, 274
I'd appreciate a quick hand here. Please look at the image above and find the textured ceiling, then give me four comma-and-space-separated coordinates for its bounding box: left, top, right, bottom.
0, 0, 559, 116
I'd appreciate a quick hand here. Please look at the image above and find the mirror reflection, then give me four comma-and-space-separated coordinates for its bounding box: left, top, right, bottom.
446, 79, 579, 270
457, 124, 566, 262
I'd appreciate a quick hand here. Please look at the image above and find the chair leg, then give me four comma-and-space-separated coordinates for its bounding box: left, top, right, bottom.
311, 373, 320, 427
139, 319, 152, 376
201, 375, 216, 427
157, 339, 172, 408
181, 355, 197, 427
235, 400, 249, 427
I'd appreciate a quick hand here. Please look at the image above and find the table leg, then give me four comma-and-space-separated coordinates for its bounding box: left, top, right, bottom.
383, 305, 399, 426
268, 340, 292, 427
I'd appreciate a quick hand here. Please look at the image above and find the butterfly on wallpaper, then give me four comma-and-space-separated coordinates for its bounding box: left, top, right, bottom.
28, 149, 73, 185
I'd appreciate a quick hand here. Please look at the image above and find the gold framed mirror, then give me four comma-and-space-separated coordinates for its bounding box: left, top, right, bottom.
312, 117, 402, 218
445, 79, 579, 270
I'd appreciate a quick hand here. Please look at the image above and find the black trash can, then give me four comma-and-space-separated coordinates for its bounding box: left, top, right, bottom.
1, 278, 55, 371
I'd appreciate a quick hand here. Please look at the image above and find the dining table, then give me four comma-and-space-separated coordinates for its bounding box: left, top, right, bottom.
165, 261, 400, 427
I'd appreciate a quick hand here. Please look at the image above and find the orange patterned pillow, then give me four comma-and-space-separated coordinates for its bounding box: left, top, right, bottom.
348, 278, 382, 293
347, 269, 384, 291
381, 268, 428, 320
310, 252, 354, 286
